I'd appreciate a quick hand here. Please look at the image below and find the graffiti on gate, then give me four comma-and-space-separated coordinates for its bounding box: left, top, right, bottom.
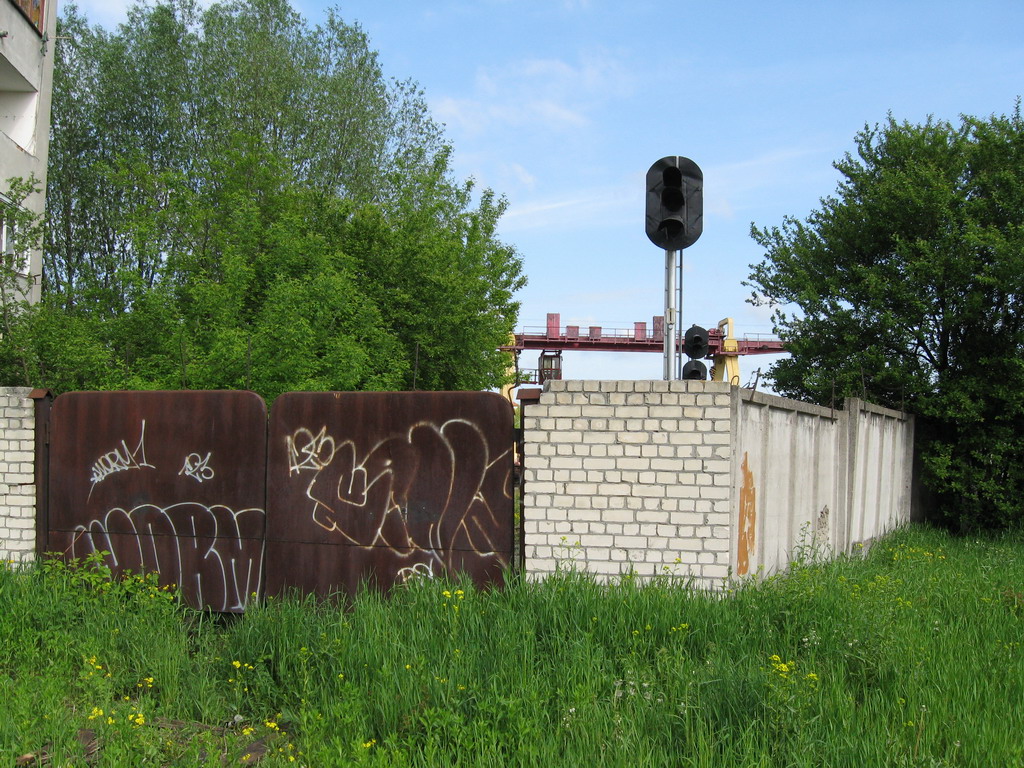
287, 427, 335, 474
70, 503, 265, 612
264, 391, 515, 596
44, 390, 514, 608
46, 391, 269, 613
179, 452, 216, 483
88, 420, 155, 497
284, 418, 512, 579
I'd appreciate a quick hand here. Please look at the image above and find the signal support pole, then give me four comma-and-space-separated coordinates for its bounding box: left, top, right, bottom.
664, 248, 677, 380
676, 247, 685, 380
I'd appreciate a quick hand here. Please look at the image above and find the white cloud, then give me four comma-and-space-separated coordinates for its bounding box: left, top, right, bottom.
73, 0, 133, 28
484, 0, 594, 13
73, 0, 216, 29
432, 50, 633, 139
434, 93, 589, 135
507, 162, 536, 189
532, 98, 589, 128
500, 184, 633, 234
443, 153, 540, 197
706, 146, 837, 220
434, 94, 589, 136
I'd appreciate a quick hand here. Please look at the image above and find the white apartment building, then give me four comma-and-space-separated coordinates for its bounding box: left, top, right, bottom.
1, 0, 57, 304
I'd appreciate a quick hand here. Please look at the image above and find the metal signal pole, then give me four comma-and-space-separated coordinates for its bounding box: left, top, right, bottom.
664, 248, 677, 380
676, 247, 685, 380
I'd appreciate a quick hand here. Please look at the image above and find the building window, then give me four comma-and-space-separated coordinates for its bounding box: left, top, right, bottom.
7, 0, 47, 36
1, 207, 22, 273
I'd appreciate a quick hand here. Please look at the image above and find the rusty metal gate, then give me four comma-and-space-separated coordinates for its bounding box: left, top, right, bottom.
40, 390, 514, 611
266, 392, 513, 596
44, 391, 268, 612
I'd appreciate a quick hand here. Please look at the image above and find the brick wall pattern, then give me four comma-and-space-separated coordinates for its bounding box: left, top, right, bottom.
0, 387, 36, 563
521, 380, 914, 589
522, 380, 735, 586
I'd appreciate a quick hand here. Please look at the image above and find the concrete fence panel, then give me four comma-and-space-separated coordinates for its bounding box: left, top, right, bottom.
732, 390, 842, 578
844, 399, 915, 551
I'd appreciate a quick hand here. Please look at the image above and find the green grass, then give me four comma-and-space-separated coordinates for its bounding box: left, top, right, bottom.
1, 525, 1022, 766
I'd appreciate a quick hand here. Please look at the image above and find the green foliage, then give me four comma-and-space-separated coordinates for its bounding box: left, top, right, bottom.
0, 0, 524, 398
3, 526, 1023, 765
748, 107, 1024, 529
0, 177, 46, 382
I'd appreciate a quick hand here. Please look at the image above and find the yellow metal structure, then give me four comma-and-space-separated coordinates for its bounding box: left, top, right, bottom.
712, 317, 741, 385
500, 332, 518, 406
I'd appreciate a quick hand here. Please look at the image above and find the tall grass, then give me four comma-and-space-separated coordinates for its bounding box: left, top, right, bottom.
1, 525, 1021, 766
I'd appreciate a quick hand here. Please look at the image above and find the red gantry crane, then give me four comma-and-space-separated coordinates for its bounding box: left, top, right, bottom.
503, 313, 786, 386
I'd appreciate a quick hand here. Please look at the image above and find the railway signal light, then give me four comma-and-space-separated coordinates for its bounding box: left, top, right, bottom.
684, 324, 709, 357
682, 324, 709, 380
645, 156, 703, 250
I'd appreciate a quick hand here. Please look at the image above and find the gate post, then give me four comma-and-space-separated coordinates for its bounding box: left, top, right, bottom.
516, 387, 542, 573
30, 389, 52, 557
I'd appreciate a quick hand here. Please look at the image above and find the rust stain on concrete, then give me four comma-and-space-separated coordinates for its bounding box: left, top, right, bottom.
737, 452, 756, 576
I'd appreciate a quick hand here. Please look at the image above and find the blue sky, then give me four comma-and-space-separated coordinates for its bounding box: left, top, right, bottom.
76, 0, 1024, 384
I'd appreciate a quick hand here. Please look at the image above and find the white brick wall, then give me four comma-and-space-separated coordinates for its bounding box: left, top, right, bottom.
522, 380, 734, 588
521, 381, 914, 589
0, 387, 36, 563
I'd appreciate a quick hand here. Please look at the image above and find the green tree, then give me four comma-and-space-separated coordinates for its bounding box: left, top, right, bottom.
3, 0, 524, 398
747, 107, 1024, 530
0, 177, 47, 382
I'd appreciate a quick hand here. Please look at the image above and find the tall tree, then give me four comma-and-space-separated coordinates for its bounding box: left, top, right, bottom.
747, 108, 1024, 529
2, 0, 524, 398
